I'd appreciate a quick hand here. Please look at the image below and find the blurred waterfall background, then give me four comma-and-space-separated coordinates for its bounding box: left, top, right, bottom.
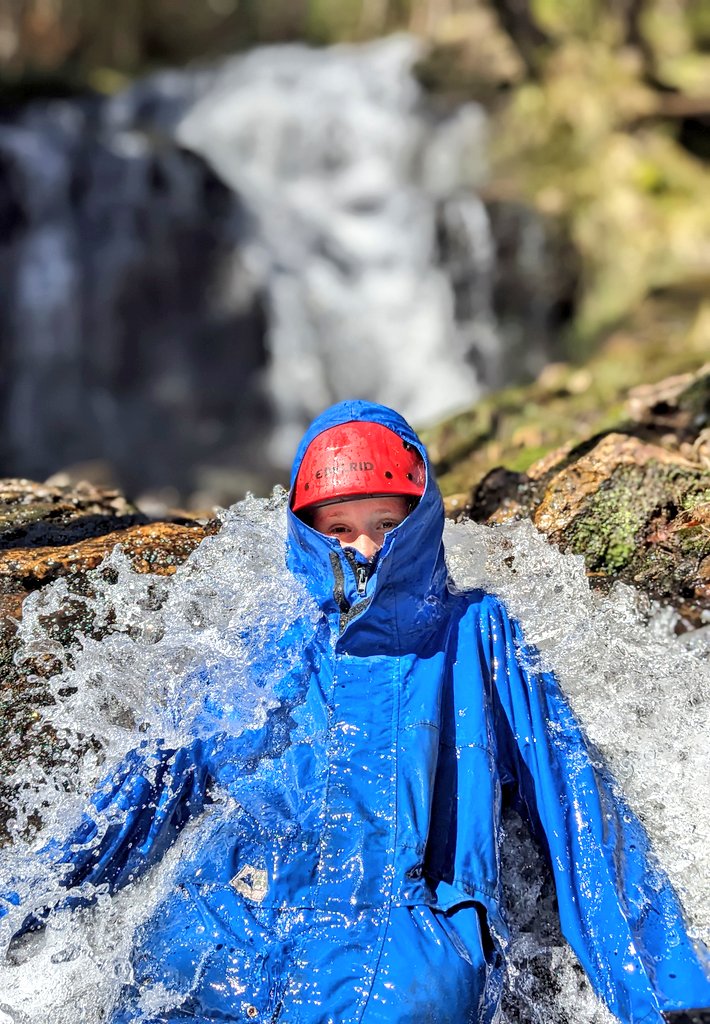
1, 2, 707, 507
0, 1, 616, 507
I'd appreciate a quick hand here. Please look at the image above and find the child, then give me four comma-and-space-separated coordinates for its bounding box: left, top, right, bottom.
3, 400, 710, 1023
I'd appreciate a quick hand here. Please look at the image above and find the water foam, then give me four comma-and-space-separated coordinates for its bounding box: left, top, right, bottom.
445, 518, 710, 1022
0, 498, 706, 1022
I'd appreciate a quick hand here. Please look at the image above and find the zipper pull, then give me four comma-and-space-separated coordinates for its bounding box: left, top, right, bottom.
355, 564, 370, 595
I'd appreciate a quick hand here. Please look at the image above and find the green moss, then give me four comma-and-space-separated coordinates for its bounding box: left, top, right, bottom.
565, 461, 706, 574
682, 489, 710, 511
422, 309, 709, 500
566, 467, 647, 572
675, 523, 710, 559
505, 445, 556, 473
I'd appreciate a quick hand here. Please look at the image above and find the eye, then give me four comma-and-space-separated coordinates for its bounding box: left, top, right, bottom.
327, 524, 352, 535
380, 519, 401, 531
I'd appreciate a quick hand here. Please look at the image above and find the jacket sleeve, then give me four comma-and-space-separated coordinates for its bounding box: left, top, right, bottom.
482, 595, 710, 1024
1, 738, 211, 933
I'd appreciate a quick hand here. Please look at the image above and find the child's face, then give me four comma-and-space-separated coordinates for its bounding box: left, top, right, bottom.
311, 495, 411, 559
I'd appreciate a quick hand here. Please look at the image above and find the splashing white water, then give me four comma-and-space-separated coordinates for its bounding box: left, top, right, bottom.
445, 517, 710, 941
445, 518, 710, 1023
0, 492, 321, 1022
0, 498, 707, 1022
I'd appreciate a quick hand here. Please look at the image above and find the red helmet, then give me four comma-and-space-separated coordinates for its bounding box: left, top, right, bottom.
291, 421, 426, 513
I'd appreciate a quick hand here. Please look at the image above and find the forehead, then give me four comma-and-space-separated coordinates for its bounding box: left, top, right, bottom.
313, 496, 410, 519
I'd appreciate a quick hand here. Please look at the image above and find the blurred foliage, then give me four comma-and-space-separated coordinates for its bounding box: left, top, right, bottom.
2, 1, 706, 84
491, 9, 710, 348
0, 0, 412, 83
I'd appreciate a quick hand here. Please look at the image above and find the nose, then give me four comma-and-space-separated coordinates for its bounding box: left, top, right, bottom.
345, 533, 380, 559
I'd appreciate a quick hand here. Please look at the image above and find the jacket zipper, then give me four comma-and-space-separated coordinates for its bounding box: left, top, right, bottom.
343, 548, 373, 596
329, 549, 374, 633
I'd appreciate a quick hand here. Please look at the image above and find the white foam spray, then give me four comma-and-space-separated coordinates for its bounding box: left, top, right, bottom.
445, 517, 710, 1022
0, 498, 706, 1022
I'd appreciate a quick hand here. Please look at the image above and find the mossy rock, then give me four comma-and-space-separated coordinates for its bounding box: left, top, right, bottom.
552, 446, 707, 584
435, 359, 710, 626
424, 298, 710, 497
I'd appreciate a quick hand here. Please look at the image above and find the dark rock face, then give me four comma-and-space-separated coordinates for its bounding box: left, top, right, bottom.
0, 479, 144, 549
486, 200, 577, 379
0, 100, 268, 501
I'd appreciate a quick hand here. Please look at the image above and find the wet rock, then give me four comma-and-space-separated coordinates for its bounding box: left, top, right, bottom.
0, 478, 145, 549
533, 436, 708, 614
627, 367, 710, 440
0, 479, 219, 644
447, 365, 710, 627
0, 521, 217, 591
532, 434, 699, 537
468, 466, 531, 524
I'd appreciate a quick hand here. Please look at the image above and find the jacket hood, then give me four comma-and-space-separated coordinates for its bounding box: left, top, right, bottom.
287, 400, 448, 655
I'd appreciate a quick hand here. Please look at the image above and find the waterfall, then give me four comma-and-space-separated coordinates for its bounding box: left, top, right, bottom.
0, 37, 561, 500
172, 36, 493, 463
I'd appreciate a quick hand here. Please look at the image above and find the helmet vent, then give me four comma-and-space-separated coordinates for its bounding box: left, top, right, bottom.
385, 471, 393, 479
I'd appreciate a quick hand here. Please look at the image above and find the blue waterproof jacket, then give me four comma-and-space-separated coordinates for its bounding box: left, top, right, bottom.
4, 400, 710, 1023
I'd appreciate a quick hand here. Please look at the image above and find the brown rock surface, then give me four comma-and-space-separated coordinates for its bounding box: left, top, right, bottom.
0, 521, 217, 591
461, 366, 710, 627
0, 478, 145, 549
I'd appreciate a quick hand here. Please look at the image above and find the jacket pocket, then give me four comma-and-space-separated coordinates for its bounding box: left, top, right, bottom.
366, 903, 500, 1024
399, 883, 507, 974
